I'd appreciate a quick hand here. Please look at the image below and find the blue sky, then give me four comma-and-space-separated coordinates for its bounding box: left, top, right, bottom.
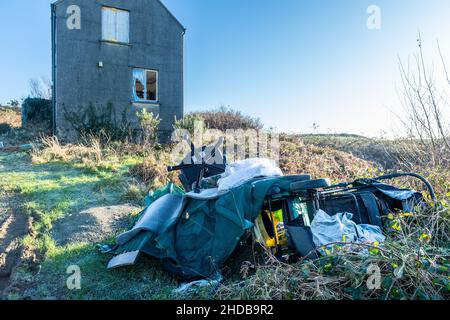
1, 0, 450, 136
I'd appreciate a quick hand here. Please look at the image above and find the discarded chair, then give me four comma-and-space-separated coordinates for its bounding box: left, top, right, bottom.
104, 141, 434, 280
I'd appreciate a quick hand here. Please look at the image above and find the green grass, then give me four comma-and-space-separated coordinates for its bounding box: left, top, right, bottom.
0, 152, 179, 299
1, 153, 125, 243
25, 242, 176, 300
1, 138, 448, 300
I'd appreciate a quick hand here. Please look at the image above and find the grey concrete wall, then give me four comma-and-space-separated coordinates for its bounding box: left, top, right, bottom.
53, 0, 184, 141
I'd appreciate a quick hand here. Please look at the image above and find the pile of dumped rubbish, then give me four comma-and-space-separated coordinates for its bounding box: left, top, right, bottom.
101, 140, 434, 282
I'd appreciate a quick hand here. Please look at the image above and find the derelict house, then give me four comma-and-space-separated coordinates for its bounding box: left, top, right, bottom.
51, 0, 185, 141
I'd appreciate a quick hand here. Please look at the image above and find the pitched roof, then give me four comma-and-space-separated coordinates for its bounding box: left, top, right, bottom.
52, 0, 185, 31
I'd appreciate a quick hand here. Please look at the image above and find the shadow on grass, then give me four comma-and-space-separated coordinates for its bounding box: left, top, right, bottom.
24, 242, 177, 300
0, 152, 132, 219
1, 152, 168, 300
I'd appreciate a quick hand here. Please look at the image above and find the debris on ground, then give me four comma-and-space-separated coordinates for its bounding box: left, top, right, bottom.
173, 273, 223, 295
310, 210, 386, 248
102, 141, 434, 282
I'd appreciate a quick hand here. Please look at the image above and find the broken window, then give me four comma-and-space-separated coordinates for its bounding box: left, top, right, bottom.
102, 7, 129, 43
133, 69, 158, 102
135, 79, 145, 99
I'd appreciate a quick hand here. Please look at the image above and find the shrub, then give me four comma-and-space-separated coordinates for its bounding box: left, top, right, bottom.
173, 113, 205, 138
62, 102, 132, 142
397, 38, 450, 167
137, 109, 161, 147
0, 123, 12, 135
190, 107, 263, 131
129, 148, 180, 189
173, 108, 264, 149
22, 98, 52, 126
8, 100, 19, 107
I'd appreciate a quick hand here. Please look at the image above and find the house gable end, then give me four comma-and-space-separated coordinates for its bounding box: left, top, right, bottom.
52, 0, 185, 32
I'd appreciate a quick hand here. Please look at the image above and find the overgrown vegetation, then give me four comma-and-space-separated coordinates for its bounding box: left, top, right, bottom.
0, 105, 49, 147
0, 106, 21, 128
21, 98, 52, 128
62, 102, 132, 141
212, 204, 449, 300
0, 150, 171, 299
1, 123, 447, 300
174, 107, 264, 137
1, 45, 449, 299
137, 109, 161, 148
279, 135, 378, 183
191, 106, 264, 131
397, 37, 450, 166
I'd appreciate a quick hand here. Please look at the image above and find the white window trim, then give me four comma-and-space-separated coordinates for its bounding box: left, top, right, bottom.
133, 69, 159, 103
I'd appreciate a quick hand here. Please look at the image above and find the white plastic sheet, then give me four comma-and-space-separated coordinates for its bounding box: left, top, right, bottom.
311, 210, 386, 248
173, 272, 223, 294
217, 158, 283, 191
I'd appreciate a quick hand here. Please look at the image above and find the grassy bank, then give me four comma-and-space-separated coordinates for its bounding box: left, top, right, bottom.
0, 107, 448, 300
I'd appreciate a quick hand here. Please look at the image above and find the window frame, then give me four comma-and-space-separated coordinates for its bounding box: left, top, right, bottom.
101, 6, 130, 44
132, 68, 159, 104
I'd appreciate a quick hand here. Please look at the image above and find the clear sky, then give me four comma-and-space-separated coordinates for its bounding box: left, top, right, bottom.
1, 0, 450, 136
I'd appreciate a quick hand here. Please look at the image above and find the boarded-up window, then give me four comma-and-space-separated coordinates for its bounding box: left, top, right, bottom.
133, 69, 158, 102
102, 7, 129, 43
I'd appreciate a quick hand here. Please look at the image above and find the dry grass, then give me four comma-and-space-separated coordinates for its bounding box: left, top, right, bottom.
31, 136, 103, 166
126, 132, 380, 190
0, 106, 52, 147
18, 124, 450, 301
280, 136, 379, 183
129, 149, 180, 189
0, 106, 21, 128
211, 204, 449, 300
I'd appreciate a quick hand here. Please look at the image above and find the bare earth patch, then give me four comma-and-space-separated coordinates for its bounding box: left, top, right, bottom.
51, 205, 140, 246
0, 192, 31, 295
